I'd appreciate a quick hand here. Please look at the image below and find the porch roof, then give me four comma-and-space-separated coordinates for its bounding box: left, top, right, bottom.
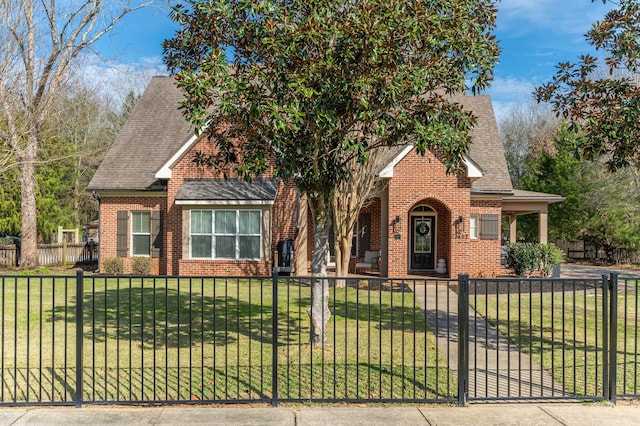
501, 189, 565, 215
175, 178, 279, 205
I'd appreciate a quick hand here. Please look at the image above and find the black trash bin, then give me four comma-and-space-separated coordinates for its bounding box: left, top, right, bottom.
276, 238, 295, 275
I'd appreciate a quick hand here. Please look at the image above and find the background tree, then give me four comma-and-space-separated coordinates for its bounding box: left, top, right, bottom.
499, 102, 559, 189
0, 84, 137, 243
0, 0, 152, 267
521, 125, 599, 242
535, 0, 640, 171
164, 0, 499, 346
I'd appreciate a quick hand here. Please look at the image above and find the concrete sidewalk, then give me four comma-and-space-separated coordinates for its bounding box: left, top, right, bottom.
0, 403, 639, 425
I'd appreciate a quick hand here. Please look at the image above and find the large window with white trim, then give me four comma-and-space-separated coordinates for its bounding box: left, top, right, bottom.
190, 209, 262, 259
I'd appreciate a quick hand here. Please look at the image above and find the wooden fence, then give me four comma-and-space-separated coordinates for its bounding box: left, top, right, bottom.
0, 243, 97, 268
555, 239, 640, 264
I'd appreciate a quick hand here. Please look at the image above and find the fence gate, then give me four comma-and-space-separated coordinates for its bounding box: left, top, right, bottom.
458, 274, 619, 404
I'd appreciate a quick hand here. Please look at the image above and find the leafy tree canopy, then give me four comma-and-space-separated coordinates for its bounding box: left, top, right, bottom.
163, 0, 500, 196
536, 0, 640, 171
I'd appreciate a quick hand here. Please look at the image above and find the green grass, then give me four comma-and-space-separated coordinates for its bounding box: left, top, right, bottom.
0, 276, 453, 403
471, 282, 640, 397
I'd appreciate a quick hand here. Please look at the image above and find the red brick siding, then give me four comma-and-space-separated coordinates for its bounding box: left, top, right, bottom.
468, 200, 503, 277
97, 196, 167, 275
386, 149, 471, 277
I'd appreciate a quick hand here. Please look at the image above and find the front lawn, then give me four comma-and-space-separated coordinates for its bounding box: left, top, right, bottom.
471, 279, 640, 397
0, 275, 453, 403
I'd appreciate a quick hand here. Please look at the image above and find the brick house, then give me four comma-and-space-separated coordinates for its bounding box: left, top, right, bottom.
87, 76, 562, 278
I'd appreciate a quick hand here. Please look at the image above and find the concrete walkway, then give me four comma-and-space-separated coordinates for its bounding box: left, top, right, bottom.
0, 403, 639, 425
412, 283, 565, 400
410, 264, 640, 400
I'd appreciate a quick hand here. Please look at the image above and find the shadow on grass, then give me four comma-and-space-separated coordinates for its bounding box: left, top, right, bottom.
45, 277, 427, 351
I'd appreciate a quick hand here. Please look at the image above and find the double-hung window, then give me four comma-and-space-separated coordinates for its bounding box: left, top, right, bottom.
191, 209, 262, 259
131, 212, 151, 256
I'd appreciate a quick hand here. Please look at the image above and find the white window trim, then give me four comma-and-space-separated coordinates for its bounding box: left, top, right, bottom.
470, 214, 479, 240
131, 211, 151, 257
189, 209, 263, 260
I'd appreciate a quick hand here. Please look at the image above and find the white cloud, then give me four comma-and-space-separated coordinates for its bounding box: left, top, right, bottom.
498, 0, 613, 38
75, 54, 169, 110
485, 76, 539, 123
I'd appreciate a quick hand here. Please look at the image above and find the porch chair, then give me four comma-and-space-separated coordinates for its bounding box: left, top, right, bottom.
354, 250, 381, 274
326, 251, 336, 271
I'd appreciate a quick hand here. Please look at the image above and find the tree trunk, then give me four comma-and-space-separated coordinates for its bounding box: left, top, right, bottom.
335, 234, 351, 287
18, 138, 39, 268
308, 198, 332, 347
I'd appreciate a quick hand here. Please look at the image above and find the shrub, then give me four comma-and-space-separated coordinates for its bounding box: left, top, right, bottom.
539, 243, 564, 277
131, 257, 153, 275
505, 242, 564, 277
505, 242, 539, 277
103, 257, 124, 275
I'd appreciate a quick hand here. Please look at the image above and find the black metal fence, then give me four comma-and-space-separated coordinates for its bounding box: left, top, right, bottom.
0, 271, 637, 407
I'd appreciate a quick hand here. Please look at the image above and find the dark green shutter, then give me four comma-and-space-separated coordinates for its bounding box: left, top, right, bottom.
151, 210, 162, 258
358, 213, 371, 257
116, 211, 128, 257
480, 214, 499, 240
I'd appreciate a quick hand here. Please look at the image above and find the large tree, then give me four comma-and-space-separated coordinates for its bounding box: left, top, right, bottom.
535, 0, 640, 171
163, 0, 499, 346
0, 0, 152, 267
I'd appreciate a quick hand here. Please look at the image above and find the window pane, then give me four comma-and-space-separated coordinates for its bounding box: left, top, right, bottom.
132, 212, 150, 233
192, 235, 212, 258
215, 211, 236, 234
239, 211, 260, 234
132, 235, 150, 256
216, 236, 236, 258
470, 215, 478, 239
239, 236, 260, 259
191, 210, 212, 234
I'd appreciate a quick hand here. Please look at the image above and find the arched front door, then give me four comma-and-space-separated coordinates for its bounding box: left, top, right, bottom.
411, 206, 436, 270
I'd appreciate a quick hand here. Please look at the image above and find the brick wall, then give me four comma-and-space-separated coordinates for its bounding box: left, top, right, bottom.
385, 149, 471, 277
97, 196, 167, 275
468, 199, 503, 277
386, 149, 503, 278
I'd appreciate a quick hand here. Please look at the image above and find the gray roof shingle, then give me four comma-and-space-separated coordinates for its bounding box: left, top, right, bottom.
175, 178, 279, 203
87, 76, 195, 191
88, 77, 512, 195
460, 94, 513, 193
375, 95, 513, 194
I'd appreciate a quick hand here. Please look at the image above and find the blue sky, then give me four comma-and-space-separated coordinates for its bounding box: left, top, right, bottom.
91, 0, 614, 121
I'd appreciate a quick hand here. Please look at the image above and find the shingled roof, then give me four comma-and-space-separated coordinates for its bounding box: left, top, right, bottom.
375, 95, 513, 194
87, 76, 195, 191
88, 77, 512, 194
462, 94, 513, 194
175, 178, 280, 204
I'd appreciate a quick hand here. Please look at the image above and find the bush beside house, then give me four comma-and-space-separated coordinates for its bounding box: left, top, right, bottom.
505, 242, 564, 277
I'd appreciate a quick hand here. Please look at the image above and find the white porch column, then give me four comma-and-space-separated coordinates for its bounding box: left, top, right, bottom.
509, 215, 517, 243
538, 211, 548, 244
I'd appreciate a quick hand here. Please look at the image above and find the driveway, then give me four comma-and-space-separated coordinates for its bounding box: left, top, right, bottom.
560, 263, 640, 279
